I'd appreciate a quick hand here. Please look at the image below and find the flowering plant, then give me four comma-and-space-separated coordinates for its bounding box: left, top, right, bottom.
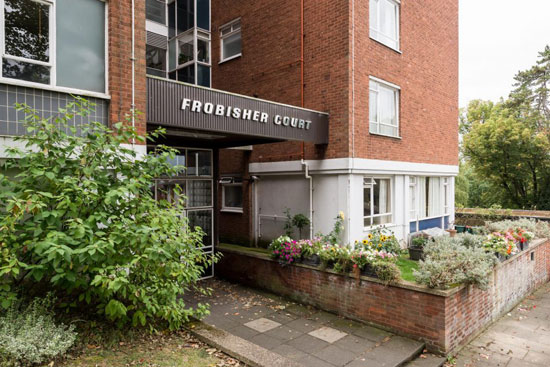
350, 249, 371, 270
483, 232, 517, 256
356, 228, 400, 254
269, 236, 300, 264
299, 237, 323, 258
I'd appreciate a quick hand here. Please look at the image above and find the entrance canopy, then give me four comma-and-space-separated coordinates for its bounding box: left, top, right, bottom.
147, 77, 329, 148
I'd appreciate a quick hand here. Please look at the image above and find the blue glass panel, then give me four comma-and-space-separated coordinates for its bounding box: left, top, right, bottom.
418, 217, 443, 231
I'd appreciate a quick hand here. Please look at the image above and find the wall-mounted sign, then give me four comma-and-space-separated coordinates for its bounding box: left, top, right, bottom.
147, 77, 329, 144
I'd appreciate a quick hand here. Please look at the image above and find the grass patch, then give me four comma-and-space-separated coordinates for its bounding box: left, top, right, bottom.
62, 330, 229, 367
396, 253, 419, 282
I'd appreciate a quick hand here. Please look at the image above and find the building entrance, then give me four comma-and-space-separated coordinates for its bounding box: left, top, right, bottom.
153, 148, 214, 279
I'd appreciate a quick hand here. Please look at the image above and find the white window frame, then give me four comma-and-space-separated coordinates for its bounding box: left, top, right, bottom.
219, 18, 241, 63
369, 76, 400, 138
221, 182, 243, 213
370, 0, 400, 52
363, 176, 393, 229
409, 176, 451, 225
0, 0, 109, 99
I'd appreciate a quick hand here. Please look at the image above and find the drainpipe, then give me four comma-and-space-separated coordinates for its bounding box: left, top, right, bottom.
302, 159, 313, 239
300, 0, 313, 238
131, 0, 136, 145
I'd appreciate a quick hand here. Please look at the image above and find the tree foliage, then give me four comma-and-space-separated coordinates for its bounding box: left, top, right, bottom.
460, 46, 550, 209
0, 100, 217, 329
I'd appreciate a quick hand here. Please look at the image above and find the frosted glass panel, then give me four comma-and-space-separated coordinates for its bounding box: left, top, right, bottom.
56, 0, 105, 93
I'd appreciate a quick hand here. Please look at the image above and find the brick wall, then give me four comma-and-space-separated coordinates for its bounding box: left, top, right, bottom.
211, 0, 459, 165
108, 0, 147, 139
211, 0, 350, 162
216, 239, 550, 353
352, 0, 459, 165
218, 149, 253, 245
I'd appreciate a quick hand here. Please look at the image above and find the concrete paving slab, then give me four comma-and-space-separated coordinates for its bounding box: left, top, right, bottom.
315, 344, 358, 366
297, 354, 335, 367
271, 344, 310, 361
286, 333, 330, 354
249, 332, 286, 350
404, 353, 446, 367
309, 326, 348, 343
264, 325, 304, 342
334, 334, 376, 354
245, 318, 282, 333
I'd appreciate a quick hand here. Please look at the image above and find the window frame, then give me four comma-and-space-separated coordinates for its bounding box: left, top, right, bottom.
369, 0, 400, 52
409, 176, 451, 222
219, 18, 241, 63
221, 181, 244, 213
0, 0, 109, 98
363, 176, 393, 229
369, 76, 400, 138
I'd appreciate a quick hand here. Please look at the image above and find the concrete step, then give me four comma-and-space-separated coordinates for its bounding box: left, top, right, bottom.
355, 335, 425, 367
403, 353, 447, 367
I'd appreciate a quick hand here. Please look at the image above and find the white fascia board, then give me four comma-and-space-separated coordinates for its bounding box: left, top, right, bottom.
249, 158, 459, 176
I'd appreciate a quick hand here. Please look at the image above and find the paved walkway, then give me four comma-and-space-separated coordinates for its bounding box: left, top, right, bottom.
185, 279, 444, 367
455, 282, 550, 367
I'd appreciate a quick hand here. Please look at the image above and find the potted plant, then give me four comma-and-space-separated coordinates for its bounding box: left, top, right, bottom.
268, 236, 301, 265
351, 249, 375, 278
300, 238, 322, 266
408, 236, 428, 261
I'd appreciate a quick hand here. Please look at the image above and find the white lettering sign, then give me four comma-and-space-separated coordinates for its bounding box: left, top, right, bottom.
180, 98, 312, 130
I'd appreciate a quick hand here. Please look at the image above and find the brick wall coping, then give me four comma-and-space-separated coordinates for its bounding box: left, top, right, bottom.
217, 244, 460, 297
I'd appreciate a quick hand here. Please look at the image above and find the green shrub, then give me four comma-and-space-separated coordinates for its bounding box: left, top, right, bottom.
0, 101, 218, 329
414, 236, 496, 290
372, 260, 401, 284
455, 233, 486, 249
0, 296, 77, 366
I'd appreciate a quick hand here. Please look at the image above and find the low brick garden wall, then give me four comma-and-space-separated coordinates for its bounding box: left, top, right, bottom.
215, 239, 550, 353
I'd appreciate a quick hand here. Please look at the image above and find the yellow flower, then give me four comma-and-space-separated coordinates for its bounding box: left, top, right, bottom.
368, 234, 373, 239
339, 211, 345, 220
362, 240, 368, 245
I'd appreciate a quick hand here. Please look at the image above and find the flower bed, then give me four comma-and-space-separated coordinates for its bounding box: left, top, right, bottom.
216, 238, 550, 353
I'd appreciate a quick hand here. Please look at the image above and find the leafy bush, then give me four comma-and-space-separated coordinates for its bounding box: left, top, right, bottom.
372, 260, 401, 284
0, 101, 217, 329
322, 212, 345, 245
455, 233, 486, 249
0, 295, 77, 366
414, 237, 496, 290
410, 236, 428, 249
365, 228, 401, 253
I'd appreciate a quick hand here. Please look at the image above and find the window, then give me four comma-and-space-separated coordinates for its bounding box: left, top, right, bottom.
370, 0, 400, 50
410, 177, 451, 220
221, 178, 243, 212
409, 177, 417, 220
220, 19, 241, 62
162, 0, 211, 87
146, 44, 167, 77
443, 178, 450, 215
364, 177, 392, 227
146, 0, 166, 24
369, 78, 399, 137
1, 0, 107, 93
2, 0, 52, 85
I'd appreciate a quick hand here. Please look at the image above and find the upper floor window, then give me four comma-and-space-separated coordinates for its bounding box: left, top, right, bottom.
369, 77, 399, 138
221, 177, 243, 213
1, 0, 107, 94
364, 177, 393, 227
146, 0, 166, 25
370, 0, 400, 51
220, 19, 241, 63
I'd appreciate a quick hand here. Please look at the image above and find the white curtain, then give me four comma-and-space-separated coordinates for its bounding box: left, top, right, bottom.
378, 179, 388, 214
428, 177, 441, 217
417, 177, 426, 218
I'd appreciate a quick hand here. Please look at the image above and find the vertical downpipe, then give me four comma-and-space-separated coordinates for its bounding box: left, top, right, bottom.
300, 0, 313, 239
131, 0, 136, 145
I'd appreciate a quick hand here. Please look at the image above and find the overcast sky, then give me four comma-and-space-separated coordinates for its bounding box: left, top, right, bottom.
459, 0, 550, 108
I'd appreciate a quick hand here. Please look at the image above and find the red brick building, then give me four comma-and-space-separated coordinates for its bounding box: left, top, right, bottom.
0, 0, 458, 272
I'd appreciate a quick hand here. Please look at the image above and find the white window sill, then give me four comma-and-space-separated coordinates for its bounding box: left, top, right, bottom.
363, 223, 397, 232
219, 54, 242, 64
369, 35, 402, 54
369, 131, 402, 140
0, 77, 110, 100
221, 208, 244, 214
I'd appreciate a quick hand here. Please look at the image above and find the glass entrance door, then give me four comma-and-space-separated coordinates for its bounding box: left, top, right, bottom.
154, 148, 214, 279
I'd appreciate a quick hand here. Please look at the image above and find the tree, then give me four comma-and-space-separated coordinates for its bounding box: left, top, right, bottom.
0, 99, 218, 329
462, 104, 550, 209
